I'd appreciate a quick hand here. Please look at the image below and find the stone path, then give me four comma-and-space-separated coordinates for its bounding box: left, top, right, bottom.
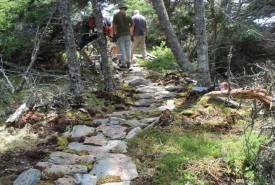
13, 65, 183, 185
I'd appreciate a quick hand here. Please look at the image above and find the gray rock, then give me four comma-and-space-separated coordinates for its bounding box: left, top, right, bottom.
133, 99, 154, 107
123, 119, 146, 128
105, 140, 128, 153
164, 85, 183, 92
155, 91, 176, 99
134, 93, 155, 99
54, 176, 76, 185
109, 117, 126, 125
158, 100, 176, 111
97, 125, 127, 139
136, 86, 163, 93
126, 127, 142, 139
68, 142, 108, 154
74, 174, 97, 185
93, 118, 109, 125
140, 117, 159, 124
91, 154, 138, 181
48, 152, 95, 165
84, 133, 108, 146
13, 168, 41, 185
36, 162, 87, 179
128, 77, 150, 86
70, 125, 95, 139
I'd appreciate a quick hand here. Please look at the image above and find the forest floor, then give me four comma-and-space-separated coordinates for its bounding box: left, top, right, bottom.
0, 57, 267, 185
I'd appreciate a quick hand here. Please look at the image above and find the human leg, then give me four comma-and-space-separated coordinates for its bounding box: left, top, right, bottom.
124, 35, 132, 67
117, 36, 126, 66
131, 36, 139, 62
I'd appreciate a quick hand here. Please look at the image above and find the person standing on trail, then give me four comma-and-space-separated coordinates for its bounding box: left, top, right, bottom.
131, 10, 147, 62
112, 3, 133, 69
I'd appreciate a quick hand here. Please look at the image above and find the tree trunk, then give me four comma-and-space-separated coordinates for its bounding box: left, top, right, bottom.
92, 0, 114, 92
59, 0, 84, 100
195, 0, 211, 86
151, 0, 193, 72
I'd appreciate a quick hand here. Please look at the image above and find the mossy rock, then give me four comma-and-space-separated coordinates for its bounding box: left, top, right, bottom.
180, 109, 195, 116
79, 161, 93, 171
57, 136, 69, 150
65, 111, 92, 122
96, 175, 121, 185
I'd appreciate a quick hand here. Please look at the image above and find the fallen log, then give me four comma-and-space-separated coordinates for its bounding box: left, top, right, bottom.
206, 88, 273, 107
6, 103, 29, 124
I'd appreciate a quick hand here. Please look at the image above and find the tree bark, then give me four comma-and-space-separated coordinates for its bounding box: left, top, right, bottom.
151, 0, 193, 72
195, 0, 211, 86
92, 0, 114, 92
59, 0, 84, 100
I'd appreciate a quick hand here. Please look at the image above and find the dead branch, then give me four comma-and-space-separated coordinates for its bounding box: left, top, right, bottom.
6, 103, 29, 124
0, 55, 15, 93
16, 6, 57, 91
206, 88, 273, 106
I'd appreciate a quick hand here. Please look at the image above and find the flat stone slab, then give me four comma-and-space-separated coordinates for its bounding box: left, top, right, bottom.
158, 100, 176, 111
36, 162, 87, 179
133, 99, 154, 107
140, 117, 159, 124
91, 154, 138, 181
122, 119, 147, 128
127, 77, 150, 86
74, 174, 97, 185
93, 118, 109, 126
68, 142, 108, 154
164, 85, 184, 92
126, 127, 142, 139
55, 176, 76, 185
48, 152, 95, 165
134, 93, 155, 99
13, 168, 41, 185
136, 86, 164, 93
109, 117, 127, 125
105, 140, 127, 153
97, 125, 127, 139
84, 133, 108, 146
154, 91, 177, 99
70, 125, 95, 139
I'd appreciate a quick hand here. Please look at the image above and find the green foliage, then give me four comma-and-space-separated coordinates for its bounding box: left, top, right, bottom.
128, 126, 265, 184
139, 42, 177, 73
0, 0, 55, 59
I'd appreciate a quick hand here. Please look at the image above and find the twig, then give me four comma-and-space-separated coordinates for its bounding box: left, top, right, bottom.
16, 6, 57, 91
0, 55, 15, 93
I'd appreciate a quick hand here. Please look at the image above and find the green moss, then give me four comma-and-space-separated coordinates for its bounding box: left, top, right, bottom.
79, 161, 93, 171
96, 175, 121, 185
65, 110, 92, 122
86, 93, 105, 107
128, 127, 266, 185
179, 109, 195, 116
37, 181, 54, 185
57, 136, 68, 150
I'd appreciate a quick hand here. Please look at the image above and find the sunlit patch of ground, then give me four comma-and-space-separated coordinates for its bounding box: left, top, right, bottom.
0, 125, 38, 153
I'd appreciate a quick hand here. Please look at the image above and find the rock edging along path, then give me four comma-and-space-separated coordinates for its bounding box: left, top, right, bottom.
13, 65, 182, 185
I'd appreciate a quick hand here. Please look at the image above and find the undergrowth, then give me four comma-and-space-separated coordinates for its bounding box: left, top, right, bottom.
128, 127, 266, 185
138, 41, 177, 73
